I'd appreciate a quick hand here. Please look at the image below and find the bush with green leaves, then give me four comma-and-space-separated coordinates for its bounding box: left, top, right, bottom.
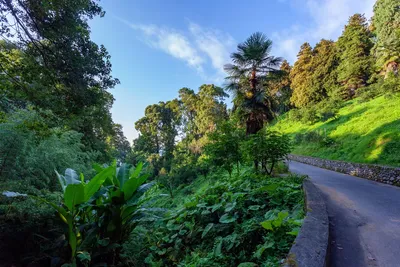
204, 121, 245, 177
294, 130, 335, 147
300, 107, 318, 124
243, 129, 291, 174
121, 172, 305, 266
382, 73, 400, 96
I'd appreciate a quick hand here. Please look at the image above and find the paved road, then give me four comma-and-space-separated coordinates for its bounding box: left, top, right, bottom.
289, 161, 400, 267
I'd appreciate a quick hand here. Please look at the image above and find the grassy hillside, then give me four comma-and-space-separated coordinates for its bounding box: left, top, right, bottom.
271, 96, 400, 167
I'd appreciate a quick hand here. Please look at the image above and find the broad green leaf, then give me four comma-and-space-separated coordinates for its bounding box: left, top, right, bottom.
253, 246, 265, 259
273, 211, 289, 227
287, 227, 300, 236
278, 210, 289, 220
184, 200, 198, 208
211, 203, 222, 212
92, 163, 104, 173
64, 168, 80, 185
219, 213, 237, 224
214, 238, 223, 257
122, 173, 149, 201
202, 223, 214, 239
121, 205, 137, 221
55, 170, 66, 192
77, 251, 91, 262
248, 205, 260, 210
264, 210, 277, 220
130, 162, 143, 179
259, 183, 279, 193
116, 163, 131, 187
64, 184, 85, 211
84, 165, 115, 201
260, 220, 273, 230
224, 202, 236, 212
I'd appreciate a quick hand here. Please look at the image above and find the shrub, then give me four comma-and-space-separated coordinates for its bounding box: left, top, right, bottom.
293, 133, 303, 145
297, 130, 335, 147
242, 129, 291, 174
288, 109, 302, 122
382, 73, 400, 96
300, 107, 318, 124
205, 121, 245, 177
316, 98, 343, 122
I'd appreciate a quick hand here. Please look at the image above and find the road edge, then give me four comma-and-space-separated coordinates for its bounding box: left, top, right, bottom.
289, 154, 400, 186
283, 179, 329, 267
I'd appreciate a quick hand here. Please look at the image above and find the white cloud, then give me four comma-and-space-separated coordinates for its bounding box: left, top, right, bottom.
273, 0, 376, 64
130, 23, 205, 73
119, 19, 235, 83
189, 22, 235, 82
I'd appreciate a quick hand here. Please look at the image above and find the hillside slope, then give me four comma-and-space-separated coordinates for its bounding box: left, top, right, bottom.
271, 96, 400, 167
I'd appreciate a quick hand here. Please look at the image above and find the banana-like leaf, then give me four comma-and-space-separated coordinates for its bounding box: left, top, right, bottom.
202, 223, 214, 239
31, 195, 69, 224
121, 205, 137, 222
116, 163, 131, 187
55, 170, 66, 191
64, 184, 85, 211
55, 169, 80, 192
130, 162, 143, 179
92, 163, 104, 173
122, 173, 149, 201
84, 165, 115, 201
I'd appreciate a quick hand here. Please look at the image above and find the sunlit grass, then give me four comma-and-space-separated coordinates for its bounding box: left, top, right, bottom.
271, 96, 400, 167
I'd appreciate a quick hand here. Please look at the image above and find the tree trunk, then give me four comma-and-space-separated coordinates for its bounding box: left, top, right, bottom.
268, 161, 275, 175
261, 160, 266, 173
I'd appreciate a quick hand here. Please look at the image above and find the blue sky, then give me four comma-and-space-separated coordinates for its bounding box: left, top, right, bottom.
89, 0, 375, 143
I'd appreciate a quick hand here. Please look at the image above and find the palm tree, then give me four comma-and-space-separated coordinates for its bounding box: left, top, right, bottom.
224, 32, 282, 135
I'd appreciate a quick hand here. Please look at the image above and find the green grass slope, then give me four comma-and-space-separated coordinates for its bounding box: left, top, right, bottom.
271, 96, 400, 167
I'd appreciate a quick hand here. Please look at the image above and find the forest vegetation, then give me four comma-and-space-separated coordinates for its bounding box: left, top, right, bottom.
0, 0, 399, 266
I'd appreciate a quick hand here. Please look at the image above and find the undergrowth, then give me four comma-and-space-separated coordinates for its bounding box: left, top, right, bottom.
121, 169, 306, 266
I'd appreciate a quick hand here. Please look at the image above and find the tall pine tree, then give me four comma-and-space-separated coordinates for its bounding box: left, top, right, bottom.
336, 14, 373, 99
310, 39, 339, 99
290, 43, 314, 108
371, 0, 400, 76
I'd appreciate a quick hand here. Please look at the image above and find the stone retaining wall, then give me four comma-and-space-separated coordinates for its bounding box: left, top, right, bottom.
289, 155, 400, 186
283, 180, 329, 267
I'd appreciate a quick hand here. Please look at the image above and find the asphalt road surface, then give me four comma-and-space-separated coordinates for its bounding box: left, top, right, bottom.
289, 161, 400, 267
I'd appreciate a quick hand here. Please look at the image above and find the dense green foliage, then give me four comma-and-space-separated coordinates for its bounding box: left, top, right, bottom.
121, 169, 305, 267
336, 14, 373, 99
290, 43, 315, 107
371, 0, 400, 75
242, 129, 291, 174
0, 0, 125, 161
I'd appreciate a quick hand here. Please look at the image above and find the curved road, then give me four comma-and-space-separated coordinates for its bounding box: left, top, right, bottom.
289, 161, 400, 267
